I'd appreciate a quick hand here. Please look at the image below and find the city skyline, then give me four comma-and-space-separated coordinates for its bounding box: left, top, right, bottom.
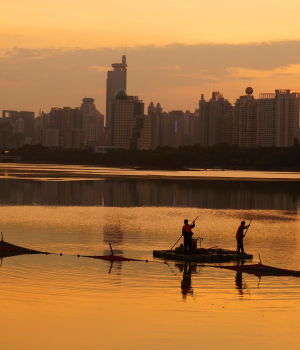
1, 0, 300, 145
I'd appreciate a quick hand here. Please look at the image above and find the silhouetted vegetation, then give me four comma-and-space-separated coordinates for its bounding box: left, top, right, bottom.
1, 143, 300, 171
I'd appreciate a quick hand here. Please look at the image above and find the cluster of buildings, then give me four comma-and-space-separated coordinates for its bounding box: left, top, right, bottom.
0, 55, 300, 150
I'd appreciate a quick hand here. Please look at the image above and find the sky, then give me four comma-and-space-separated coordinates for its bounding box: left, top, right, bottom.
1, 0, 300, 116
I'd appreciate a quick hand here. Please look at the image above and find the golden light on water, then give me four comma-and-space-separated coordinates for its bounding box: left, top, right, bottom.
0, 165, 300, 349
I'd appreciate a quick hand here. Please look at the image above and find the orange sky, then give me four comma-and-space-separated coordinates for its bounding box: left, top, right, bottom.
0, 0, 300, 114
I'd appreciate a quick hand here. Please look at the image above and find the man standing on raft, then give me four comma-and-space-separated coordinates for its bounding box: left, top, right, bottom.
182, 219, 195, 255
236, 220, 250, 254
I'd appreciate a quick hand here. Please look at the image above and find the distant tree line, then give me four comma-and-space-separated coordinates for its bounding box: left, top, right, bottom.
1, 143, 300, 171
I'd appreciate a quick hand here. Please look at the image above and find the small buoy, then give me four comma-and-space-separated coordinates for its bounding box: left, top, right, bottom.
60, 253, 63, 256
77, 254, 80, 257
146, 260, 148, 263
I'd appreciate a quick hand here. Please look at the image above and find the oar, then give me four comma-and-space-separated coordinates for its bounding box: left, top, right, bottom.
169, 216, 198, 251
243, 218, 253, 238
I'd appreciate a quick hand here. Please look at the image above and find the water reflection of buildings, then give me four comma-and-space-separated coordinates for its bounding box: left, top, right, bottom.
0, 179, 299, 211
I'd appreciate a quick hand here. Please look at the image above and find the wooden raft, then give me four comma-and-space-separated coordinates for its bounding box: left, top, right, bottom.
153, 248, 253, 263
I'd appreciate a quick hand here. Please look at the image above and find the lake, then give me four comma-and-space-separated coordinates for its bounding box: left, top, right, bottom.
0, 164, 300, 350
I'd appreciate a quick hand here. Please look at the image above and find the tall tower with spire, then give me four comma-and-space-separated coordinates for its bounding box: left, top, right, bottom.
105, 55, 127, 143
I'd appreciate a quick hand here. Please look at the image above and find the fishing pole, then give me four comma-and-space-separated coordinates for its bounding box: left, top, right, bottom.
169, 216, 198, 251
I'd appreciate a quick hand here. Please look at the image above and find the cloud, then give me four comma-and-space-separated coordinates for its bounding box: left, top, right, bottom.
90, 66, 110, 72
227, 64, 300, 79
1, 41, 300, 114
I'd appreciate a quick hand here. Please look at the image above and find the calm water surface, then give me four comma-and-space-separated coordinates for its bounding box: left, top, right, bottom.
0, 164, 300, 350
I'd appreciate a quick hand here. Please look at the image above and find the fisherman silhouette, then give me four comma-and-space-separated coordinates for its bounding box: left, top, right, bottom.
182, 219, 195, 255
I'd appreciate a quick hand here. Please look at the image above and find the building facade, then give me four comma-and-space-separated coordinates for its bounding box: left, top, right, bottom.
199, 92, 231, 146
256, 90, 300, 147
257, 93, 276, 147
35, 98, 104, 148
111, 90, 144, 149
274, 90, 300, 147
233, 89, 257, 147
148, 102, 163, 149
130, 115, 152, 150
160, 110, 185, 148
2, 110, 34, 144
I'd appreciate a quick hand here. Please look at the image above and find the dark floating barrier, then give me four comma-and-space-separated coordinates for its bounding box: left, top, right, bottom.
213, 263, 300, 277
0, 232, 50, 258
82, 243, 146, 263
84, 255, 142, 262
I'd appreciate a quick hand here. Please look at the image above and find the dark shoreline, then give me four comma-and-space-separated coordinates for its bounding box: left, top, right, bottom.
2, 143, 300, 173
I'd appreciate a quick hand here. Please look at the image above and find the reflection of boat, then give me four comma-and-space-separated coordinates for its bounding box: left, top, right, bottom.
214, 263, 300, 277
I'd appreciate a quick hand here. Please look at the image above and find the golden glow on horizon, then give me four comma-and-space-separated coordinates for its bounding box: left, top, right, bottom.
1, 0, 300, 48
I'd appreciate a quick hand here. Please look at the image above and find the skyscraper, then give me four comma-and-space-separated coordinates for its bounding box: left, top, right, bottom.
106, 55, 127, 140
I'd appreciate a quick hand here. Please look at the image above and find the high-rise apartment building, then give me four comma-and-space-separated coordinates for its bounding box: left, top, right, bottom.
111, 90, 144, 149
220, 108, 233, 144
199, 92, 231, 146
42, 127, 59, 147
274, 90, 300, 147
130, 115, 152, 150
148, 102, 163, 149
106, 55, 127, 139
37, 98, 104, 148
199, 94, 209, 146
257, 93, 276, 147
256, 90, 300, 147
2, 110, 34, 143
81, 98, 104, 147
233, 88, 257, 147
0, 119, 25, 148
160, 110, 185, 148
184, 110, 201, 146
